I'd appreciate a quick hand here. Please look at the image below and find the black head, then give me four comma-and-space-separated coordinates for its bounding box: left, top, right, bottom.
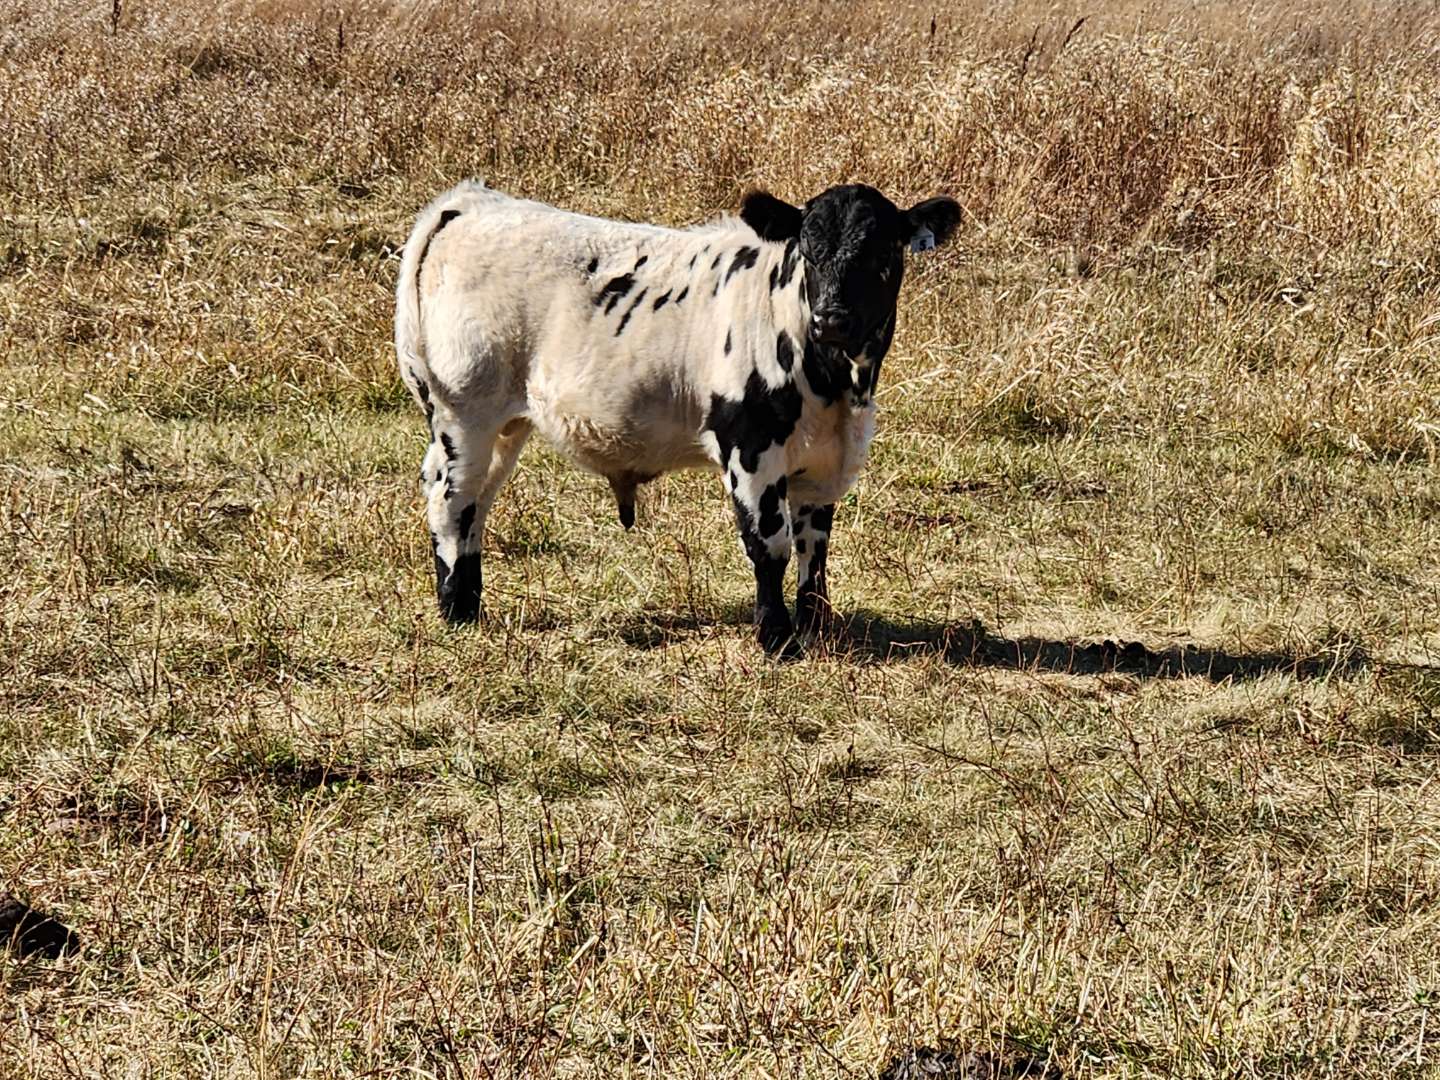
740, 184, 960, 355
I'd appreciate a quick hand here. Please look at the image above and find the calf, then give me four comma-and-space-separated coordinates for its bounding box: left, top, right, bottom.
395, 181, 958, 656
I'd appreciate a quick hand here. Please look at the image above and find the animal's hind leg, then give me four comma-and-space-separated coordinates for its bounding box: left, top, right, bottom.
424, 413, 531, 624
425, 410, 501, 624
473, 417, 532, 534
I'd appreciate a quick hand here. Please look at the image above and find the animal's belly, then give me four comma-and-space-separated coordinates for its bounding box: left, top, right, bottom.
529, 397, 711, 478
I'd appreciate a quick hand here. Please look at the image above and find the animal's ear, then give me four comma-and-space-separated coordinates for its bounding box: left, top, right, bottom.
740, 190, 803, 242
902, 196, 962, 253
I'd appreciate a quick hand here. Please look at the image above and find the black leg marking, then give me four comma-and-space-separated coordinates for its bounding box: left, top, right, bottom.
795, 503, 834, 636
731, 495, 795, 658
457, 502, 476, 542
436, 548, 482, 624
757, 477, 787, 538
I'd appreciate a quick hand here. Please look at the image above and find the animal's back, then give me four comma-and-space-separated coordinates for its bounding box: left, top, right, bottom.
410, 183, 750, 478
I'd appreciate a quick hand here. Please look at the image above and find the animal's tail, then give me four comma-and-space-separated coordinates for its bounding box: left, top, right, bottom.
394, 184, 478, 401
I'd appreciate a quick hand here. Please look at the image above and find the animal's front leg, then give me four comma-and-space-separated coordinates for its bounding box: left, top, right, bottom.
723, 447, 797, 658
793, 502, 835, 639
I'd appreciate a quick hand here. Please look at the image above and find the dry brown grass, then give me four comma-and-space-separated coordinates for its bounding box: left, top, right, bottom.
4, 2, 1440, 1077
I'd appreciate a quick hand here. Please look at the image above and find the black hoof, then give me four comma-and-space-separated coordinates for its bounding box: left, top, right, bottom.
796, 598, 838, 643
436, 552, 483, 624
758, 619, 803, 661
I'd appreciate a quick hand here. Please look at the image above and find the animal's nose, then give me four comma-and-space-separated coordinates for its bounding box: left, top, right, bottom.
810, 309, 850, 344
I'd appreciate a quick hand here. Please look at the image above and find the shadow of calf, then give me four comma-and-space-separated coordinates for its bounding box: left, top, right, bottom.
843, 612, 1374, 682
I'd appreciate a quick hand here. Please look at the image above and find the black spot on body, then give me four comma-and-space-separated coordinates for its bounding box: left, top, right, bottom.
724, 328, 732, 355
776, 239, 800, 289
596, 273, 635, 313
724, 246, 759, 284
440, 432, 457, 460
776, 332, 795, 372
795, 537, 807, 555
809, 505, 835, 533
675, 286, 689, 304
616, 288, 648, 335
634, 254, 648, 270
688, 253, 698, 270
710, 252, 723, 271
705, 370, 803, 474
653, 290, 671, 311
769, 265, 778, 291
586, 256, 598, 274
436, 209, 460, 232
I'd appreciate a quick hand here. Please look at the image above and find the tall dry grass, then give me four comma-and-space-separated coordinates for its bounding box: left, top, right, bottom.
4, 3, 1440, 1078
4, 0, 1439, 250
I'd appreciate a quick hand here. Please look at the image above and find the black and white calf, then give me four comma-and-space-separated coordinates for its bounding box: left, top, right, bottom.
395, 181, 959, 655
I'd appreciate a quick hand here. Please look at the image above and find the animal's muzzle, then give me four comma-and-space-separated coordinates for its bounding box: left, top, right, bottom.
809, 309, 858, 349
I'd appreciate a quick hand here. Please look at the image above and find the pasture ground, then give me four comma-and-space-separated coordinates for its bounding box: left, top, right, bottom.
3, 2, 1440, 1076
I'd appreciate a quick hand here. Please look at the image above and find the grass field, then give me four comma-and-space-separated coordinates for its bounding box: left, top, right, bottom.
4, 1, 1440, 1076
